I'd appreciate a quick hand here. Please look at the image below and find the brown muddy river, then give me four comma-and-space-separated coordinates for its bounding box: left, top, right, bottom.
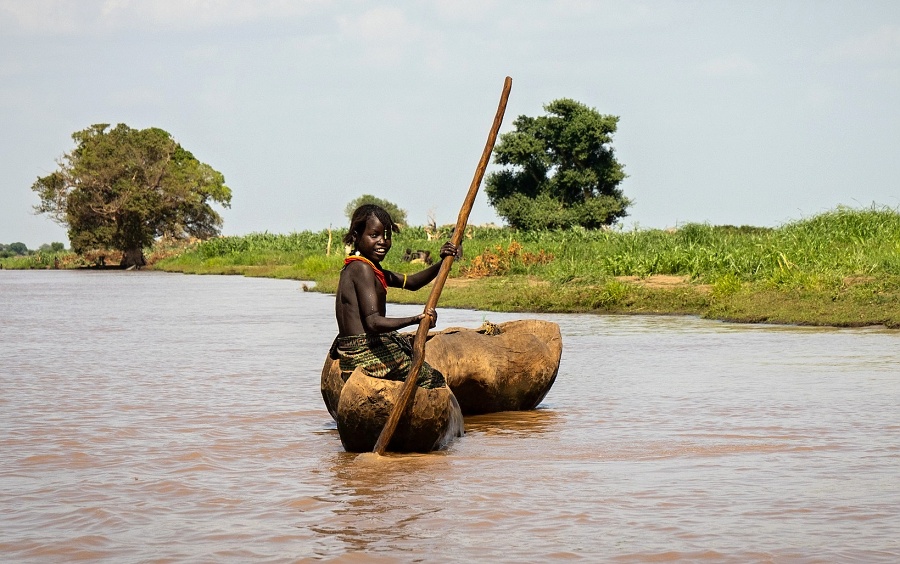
1, 270, 899, 562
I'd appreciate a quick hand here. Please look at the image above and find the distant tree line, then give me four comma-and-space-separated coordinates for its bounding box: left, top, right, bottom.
26, 97, 628, 269
0, 242, 66, 258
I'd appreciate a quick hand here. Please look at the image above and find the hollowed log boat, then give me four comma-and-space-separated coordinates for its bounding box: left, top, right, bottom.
419, 319, 562, 415
328, 365, 464, 453
321, 319, 563, 438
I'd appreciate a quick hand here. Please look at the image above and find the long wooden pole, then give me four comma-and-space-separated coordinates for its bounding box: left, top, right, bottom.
373, 76, 513, 455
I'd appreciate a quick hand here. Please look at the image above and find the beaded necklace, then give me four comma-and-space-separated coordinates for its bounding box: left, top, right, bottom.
344, 255, 388, 290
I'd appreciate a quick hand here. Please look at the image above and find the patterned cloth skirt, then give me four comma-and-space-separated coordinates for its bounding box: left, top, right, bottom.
329, 331, 446, 389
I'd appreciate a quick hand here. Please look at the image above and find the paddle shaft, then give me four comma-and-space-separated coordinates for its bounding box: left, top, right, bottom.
373, 76, 513, 455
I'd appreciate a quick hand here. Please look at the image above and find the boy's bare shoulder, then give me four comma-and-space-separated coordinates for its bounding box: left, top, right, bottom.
342, 259, 371, 274
341, 260, 378, 283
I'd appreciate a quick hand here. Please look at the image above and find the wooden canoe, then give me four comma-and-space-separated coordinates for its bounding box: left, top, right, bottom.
322, 319, 562, 419
420, 319, 562, 415
329, 365, 464, 453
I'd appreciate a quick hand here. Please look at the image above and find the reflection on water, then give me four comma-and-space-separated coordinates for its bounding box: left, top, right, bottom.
464, 408, 563, 436
1, 270, 899, 562
315, 452, 456, 555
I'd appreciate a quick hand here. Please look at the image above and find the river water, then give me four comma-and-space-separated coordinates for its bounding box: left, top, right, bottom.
1, 270, 898, 562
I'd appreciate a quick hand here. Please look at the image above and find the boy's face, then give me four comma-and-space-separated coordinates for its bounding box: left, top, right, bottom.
356, 215, 392, 263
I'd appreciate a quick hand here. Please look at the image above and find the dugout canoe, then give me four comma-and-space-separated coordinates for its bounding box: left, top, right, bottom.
321, 319, 562, 418
420, 319, 562, 415
329, 365, 464, 452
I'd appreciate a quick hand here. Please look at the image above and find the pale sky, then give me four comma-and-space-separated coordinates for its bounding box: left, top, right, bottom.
2, 0, 899, 248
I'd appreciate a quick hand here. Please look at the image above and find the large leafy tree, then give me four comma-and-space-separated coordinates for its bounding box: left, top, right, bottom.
32, 124, 231, 267
344, 194, 408, 226
485, 99, 630, 230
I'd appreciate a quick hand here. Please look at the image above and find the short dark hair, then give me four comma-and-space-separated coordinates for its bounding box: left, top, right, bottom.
343, 204, 401, 247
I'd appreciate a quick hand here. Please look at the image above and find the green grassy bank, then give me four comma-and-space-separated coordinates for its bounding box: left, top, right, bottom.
148, 205, 900, 328
6, 206, 898, 328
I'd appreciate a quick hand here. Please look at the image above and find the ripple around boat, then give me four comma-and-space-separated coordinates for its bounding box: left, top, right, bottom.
321, 319, 563, 428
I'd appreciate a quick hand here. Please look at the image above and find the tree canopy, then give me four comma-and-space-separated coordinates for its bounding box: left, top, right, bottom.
31, 124, 231, 267
0, 242, 29, 257
485, 98, 630, 230
344, 194, 408, 226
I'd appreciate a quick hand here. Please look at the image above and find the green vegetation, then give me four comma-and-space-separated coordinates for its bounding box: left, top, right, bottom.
486, 98, 630, 230
0, 241, 73, 269
1, 241, 66, 257
1, 242, 30, 258
144, 205, 900, 328
31, 123, 231, 268
344, 195, 408, 227
6, 205, 894, 327
152, 231, 337, 281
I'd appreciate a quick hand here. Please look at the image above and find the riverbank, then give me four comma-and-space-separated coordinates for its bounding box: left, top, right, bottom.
5, 206, 896, 327
145, 206, 900, 328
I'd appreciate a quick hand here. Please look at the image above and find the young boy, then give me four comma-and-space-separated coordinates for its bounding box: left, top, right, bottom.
330, 204, 459, 389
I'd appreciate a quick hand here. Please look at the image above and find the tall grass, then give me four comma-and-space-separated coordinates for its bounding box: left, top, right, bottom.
151, 205, 900, 292
195, 231, 332, 257
155, 231, 343, 279
8, 204, 894, 327
0, 251, 79, 270
431, 205, 899, 290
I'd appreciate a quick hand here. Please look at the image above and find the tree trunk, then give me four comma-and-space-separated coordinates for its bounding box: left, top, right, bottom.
121, 247, 146, 268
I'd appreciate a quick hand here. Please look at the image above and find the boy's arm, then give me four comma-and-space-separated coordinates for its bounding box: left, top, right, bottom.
388, 242, 459, 291
363, 309, 430, 333
350, 263, 433, 332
